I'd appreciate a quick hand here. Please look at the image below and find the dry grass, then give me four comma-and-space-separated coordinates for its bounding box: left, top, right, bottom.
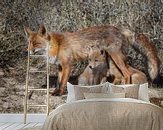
0, 0, 162, 86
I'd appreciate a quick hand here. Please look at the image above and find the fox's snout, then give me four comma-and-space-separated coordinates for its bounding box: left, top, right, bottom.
26, 47, 46, 55
23, 49, 35, 55
26, 46, 35, 55
89, 65, 93, 69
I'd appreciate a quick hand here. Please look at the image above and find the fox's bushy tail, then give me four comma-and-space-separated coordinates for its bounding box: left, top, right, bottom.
121, 29, 160, 81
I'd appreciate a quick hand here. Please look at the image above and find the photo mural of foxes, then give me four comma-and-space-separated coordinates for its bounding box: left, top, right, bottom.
24, 24, 160, 95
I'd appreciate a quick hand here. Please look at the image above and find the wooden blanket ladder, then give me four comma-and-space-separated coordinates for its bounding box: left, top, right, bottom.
24, 44, 50, 124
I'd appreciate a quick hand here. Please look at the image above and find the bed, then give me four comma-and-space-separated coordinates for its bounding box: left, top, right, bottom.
41, 98, 163, 130
22, 82, 163, 130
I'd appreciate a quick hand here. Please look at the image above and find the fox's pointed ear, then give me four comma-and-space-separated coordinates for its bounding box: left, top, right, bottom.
38, 24, 46, 36
24, 26, 32, 37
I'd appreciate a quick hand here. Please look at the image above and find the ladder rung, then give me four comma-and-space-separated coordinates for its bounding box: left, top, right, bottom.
28, 104, 47, 107
28, 88, 47, 91
29, 70, 47, 73
29, 54, 47, 57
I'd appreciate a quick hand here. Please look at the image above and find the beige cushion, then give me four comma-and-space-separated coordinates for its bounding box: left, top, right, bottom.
84, 92, 126, 99
74, 85, 108, 100
110, 84, 140, 99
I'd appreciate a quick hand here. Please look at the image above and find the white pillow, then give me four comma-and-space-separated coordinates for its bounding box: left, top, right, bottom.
66, 82, 76, 103
138, 83, 149, 102
66, 82, 111, 103
84, 92, 126, 99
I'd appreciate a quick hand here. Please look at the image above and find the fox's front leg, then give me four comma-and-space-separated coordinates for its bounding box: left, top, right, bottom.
52, 64, 71, 96
57, 64, 63, 88
51, 64, 63, 96
59, 64, 71, 94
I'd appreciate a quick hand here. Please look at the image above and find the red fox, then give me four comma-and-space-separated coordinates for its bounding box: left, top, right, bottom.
24, 24, 160, 95
108, 58, 148, 84
81, 49, 147, 85
78, 50, 109, 85
78, 65, 94, 85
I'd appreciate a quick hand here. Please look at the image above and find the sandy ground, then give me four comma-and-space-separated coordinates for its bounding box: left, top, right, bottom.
0, 76, 163, 113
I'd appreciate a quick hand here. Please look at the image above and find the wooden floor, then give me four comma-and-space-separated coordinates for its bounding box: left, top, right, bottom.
0, 122, 43, 130
0, 114, 46, 130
